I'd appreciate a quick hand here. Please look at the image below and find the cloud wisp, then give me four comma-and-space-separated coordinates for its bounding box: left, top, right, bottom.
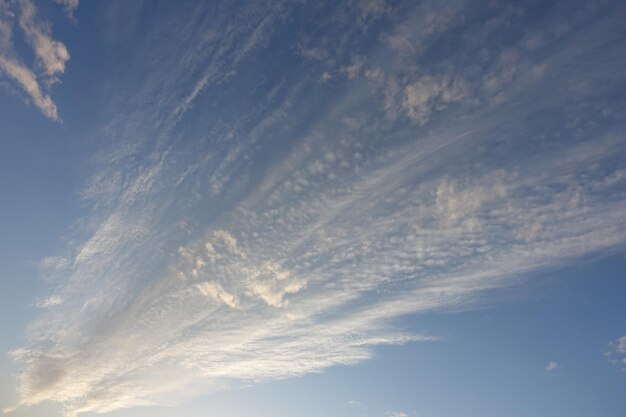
54, 0, 79, 20
0, 0, 71, 120
605, 335, 626, 370
0, 55, 58, 120
546, 361, 558, 372
6, 1, 626, 416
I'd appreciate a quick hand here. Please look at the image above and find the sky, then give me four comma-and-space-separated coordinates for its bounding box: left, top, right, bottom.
0, 0, 625, 416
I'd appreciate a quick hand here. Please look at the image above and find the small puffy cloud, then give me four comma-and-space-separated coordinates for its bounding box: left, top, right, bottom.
402, 75, 467, 125
298, 45, 326, 61
213, 229, 245, 257
245, 261, 305, 307
605, 335, 626, 370
435, 180, 485, 229
308, 160, 325, 175
434, 178, 505, 231
340, 55, 365, 80
387, 411, 409, 417
546, 360, 558, 372
178, 231, 305, 308
365, 67, 384, 83
36, 295, 64, 308
39, 256, 70, 271
205, 241, 219, 263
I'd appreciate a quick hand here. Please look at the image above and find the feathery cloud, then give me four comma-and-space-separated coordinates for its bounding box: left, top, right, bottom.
0, 0, 70, 120
18, 0, 69, 82
0, 55, 58, 120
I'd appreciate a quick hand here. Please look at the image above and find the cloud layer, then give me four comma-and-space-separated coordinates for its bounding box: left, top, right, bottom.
8, 0, 626, 416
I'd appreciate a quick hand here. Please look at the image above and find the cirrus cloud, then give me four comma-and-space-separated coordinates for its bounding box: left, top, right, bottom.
7, 1, 626, 416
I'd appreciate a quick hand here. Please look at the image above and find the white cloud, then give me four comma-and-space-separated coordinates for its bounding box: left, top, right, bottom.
387, 411, 409, 417
196, 281, 239, 308
7, 1, 626, 416
0, 0, 70, 120
605, 335, 626, 370
245, 260, 306, 307
546, 361, 558, 372
39, 255, 70, 271
179, 233, 305, 308
402, 75, 467, 125
435, 179, 504, 230
365, 67, 384, 83
14, 116, 625, 416
0, 9, 12, 51
340, 55, 366, 80
0, 55, 58, 120
172, 0, 290, 118
212, 230, 244, 257
356, 0, 390, 24
36, 295, 64, 308
54, 0, 79, 19
18, 0, 70, 82
383, 1, 461, 55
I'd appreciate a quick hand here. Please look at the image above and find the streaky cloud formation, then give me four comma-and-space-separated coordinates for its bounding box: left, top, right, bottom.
7, 0, 626, 416
18, 0, 69, 81
0, 55, 58, 120
0, 0, 71, 120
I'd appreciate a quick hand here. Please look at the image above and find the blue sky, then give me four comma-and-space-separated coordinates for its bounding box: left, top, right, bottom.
1, 1, 625, 416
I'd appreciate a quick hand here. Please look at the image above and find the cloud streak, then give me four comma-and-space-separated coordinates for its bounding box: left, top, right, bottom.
0, 0, 69, 120
0, 55, 58, 119
18, 0, 70, 81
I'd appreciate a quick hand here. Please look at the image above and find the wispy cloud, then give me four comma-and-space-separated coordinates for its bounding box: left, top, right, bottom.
54, 0, 79, 20
7, 1, 626, 416
0, 0, 70, 120
18, 0, 70, 82
0, 55, 58, 119
546, 361, 558, 372
605, 335, 626, 370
